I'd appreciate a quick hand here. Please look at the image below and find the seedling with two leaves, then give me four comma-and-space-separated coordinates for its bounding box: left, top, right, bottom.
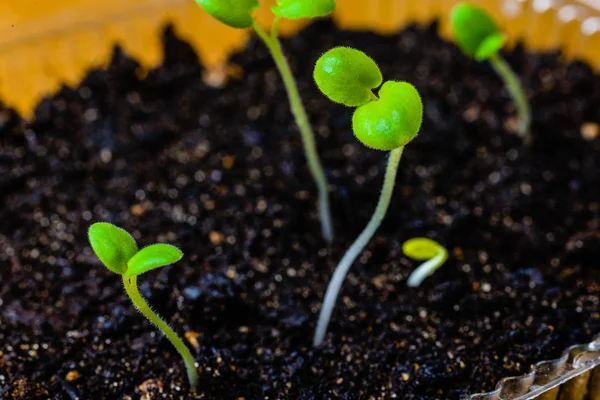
312, 47, 424, 346
88, 222, 199, 389
451, 3, 532, 143
196, 0, 336, 242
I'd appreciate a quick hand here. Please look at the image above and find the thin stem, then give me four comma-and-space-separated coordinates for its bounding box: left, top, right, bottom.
406, 248, 449, 287
253, 21, 334, 243
123, 275, 199, 389
270, 15, 281, 40
314, 146, 405, 346
489, 53, 531, 143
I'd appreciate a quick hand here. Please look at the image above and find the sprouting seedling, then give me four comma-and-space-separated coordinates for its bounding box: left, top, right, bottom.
195, 0, 336, 242
312, 47, 423, 346
87, 222, 199, 389
403, 237, 449, 287
451, 3, 531, 143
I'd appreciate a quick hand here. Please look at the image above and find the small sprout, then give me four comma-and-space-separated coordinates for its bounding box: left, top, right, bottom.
88, 223, 198, 389
313, 47, 423, 346
450, 3, 505, 62
196, 0, 336, 242
272, 0, 336, 20
314, 47, 382, 107
451, 3, 531, 141
403, 237, 449, 287
194, 0, 259, 28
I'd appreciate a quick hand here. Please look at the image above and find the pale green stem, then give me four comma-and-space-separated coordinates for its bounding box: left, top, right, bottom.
406, 248, 449, 287
123, 275, 199, 389
252, 20, 334, 243
489, 53, 531, 143
313, 146, 404, 346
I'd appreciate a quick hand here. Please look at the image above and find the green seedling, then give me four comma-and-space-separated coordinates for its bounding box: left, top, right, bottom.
313, 47, 423, 346
451, 3, 531, 142
195, 0, 336, 242
87, 222, 199, 389
403, 237, 448, 287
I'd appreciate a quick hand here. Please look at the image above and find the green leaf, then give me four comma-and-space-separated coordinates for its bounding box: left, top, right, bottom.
352, 81, 423, 151
195, 0, 259, 29
450, 3, 505, 61
124, 244, 183, 278
403, 237, 449, 287
272, 0, 335, 20
402, 237, 446, 261
314, 47, 382, 107
475, 32, 505, 61
88, 223, 138, 275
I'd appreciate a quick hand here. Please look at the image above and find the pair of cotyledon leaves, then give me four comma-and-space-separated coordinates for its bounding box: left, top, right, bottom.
88, 222, 183, 278
451, 3, 505, 61
196, 0, 335, 29
314, 47, 423, 151
312, 3, 506, 151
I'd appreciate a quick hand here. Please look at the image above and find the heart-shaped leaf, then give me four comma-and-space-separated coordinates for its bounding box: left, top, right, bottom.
88, 223, 138, 275
352, 81, 423, 151
195, 0, 259, 29
124, 244, 183, 278
314, 47, 382, 107
272, 0, 335, 20
451, 3, 505, 61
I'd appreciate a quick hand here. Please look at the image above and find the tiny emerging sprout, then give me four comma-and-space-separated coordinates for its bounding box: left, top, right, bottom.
195, 0, 336, 243
88, 223, 199, 389
403, 237, 449, 287
451, 3, 532, 142
313, 47, 423, 346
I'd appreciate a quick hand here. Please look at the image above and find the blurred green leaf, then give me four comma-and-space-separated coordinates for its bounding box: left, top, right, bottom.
451, 3, 505, 61
403, 237, 446, 261
195, 0, 259, 28
272, 0, 335, 20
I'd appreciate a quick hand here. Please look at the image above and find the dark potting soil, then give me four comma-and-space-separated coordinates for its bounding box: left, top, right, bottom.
1, 19, 600, 400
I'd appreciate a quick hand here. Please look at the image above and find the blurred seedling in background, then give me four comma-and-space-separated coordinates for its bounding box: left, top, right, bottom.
195, 0, 336, 242
88, 222, 199, 389
403, 237, 448, 287
451, 2, 531, 142
312, 47, 423, 346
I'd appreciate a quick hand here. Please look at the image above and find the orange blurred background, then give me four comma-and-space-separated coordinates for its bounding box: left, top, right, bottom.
1, 0, 599, 117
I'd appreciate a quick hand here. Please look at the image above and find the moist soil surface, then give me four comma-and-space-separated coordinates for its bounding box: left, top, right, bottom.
1, 20, 600, 400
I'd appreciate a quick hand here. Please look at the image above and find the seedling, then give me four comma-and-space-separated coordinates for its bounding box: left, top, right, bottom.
403, 237, 448, 287
312, 47, 423, 346
195, 0, 336, 242
451, 3, 531, 142
87, 222, 199, 389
